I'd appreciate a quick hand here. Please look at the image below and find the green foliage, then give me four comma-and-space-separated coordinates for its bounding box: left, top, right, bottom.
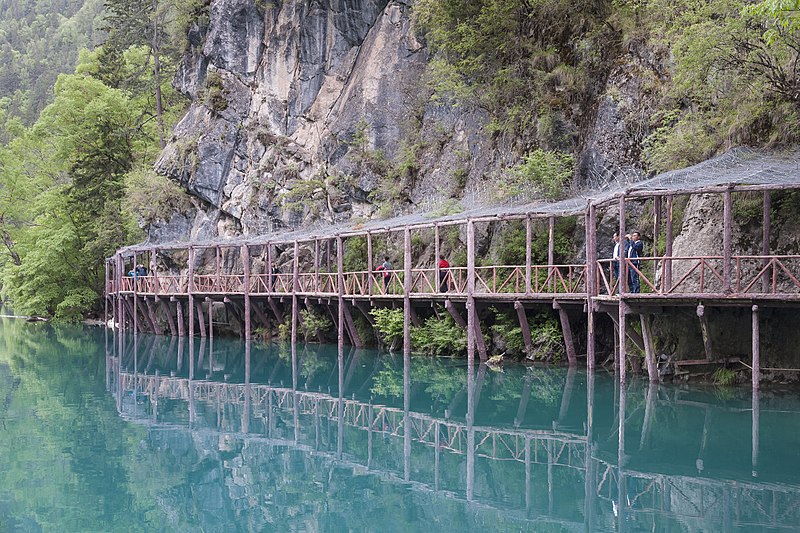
530, 313, 565, 362
713, 366, 737, 385
343, 236, 368, 272
414, 0, 614, 143
490, 308, 526, 355
410, 312, 468, 356
200, 70, 229, 113
506, 149, 574, 200
299, 308, 333, 341
370, 308, 405, 347
641, 0, 800, 172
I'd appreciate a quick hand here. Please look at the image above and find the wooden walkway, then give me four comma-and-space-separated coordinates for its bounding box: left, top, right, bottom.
107, 181, 800, 385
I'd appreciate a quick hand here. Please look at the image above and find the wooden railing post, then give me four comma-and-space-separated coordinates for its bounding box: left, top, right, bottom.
723, 187, 733, 293
337, 235, 345, 346
215, 246, 221, 292
548, 216, 555, 292
367, 232, 373, 296
404, 227, 412, 358
315, 239, 320, 293
242, 243, 251, 340
434, 224, 440, 294
586, 202, 597, 370
266, 243, 273, 294
762, 191, 771, 293
665, 195, 674, 289
188, 246, 195, 339
525, 216, 532, 295
151, 248, 159, 296
618, 196, 627, 295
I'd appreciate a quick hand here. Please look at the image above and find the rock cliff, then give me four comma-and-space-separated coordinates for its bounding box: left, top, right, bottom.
153, 0, 665, 243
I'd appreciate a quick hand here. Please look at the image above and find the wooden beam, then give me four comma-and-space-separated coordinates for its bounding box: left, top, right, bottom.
514, 301, 533, 356
618, 197, 627, 381
194, 299, 207, 338
267, 297, 285, 324
409, 305, 423, 328
342, 301, 363, 348
337, 236, 345, 348
243, 244, 251, 341
174, 298, 185, 337
403, 228, 412, 358
353, 300, 375, 326
157, 298, 176, 336
586, 203, 597, 370
445, 299, 487, 360
251, 301, 271, 330
554, 302, 577, 367
640, 314, 658, 383
144, 298, 163, 335
696, 303, 713, 361
366, 233, 373, 296
434, 224, 440, 292
525, 216, 532, 295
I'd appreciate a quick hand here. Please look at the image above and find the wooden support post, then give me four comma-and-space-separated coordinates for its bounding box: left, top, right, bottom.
156, 297, 175, 336
337, 236, 345, 349
342, 301, 363, 347
524, 216, 533, 295
665, 195, 674, 289
242, 244, 251, 341
174, 298, 185, 337
403, 228, 412, 359
353, 301, 375, 326
215, 246, 221, 292
514, 301, 533, 356
752, 386, 760, 478
266, 243, 273, 294
640, 314, 658, 383
752, 304, 760, 390
606, 310, 645, 352
151, 249, 159, 296
144, 298, 163, 335
653, 196, 661, 269
697, 304, 714, 361
268, 297, 285, 324
586, 203, 598, 370
366, 233, 373, 296
104, 260, 110, 328
292, 241, 300, 354
251, 300, 271, 330
116, 254, 124, 331
132, 252, 139, 333
194, 299, 207, 338
434, 224, 440, 293
618, 196, 627, 295
548, 216, 555, 291
445, 300, 467, 328
314, 239, 320, 292
206, 298, 214, 343
554, 302, 577, 367
723, 188, 733, 292
465, 220, 484, 361
762, 191, 771, 292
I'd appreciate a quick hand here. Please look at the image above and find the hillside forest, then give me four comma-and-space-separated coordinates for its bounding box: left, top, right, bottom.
0, 0, 797, 320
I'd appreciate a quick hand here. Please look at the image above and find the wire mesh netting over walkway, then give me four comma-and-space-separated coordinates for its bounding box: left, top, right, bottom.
119, 147, 800, 254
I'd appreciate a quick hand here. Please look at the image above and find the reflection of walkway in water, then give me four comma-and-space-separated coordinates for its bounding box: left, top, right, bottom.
108, 344, 800, 532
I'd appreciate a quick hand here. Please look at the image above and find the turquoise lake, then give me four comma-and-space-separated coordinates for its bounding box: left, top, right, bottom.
1, 316, 799, 532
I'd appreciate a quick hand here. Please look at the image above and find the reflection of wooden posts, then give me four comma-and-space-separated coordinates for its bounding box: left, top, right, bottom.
547, 438, 554, 515
762, 191, 771, 292
640, 381, 657, 450
466, 357, 475, 501
584, 371, 595, 532
337, 342, 344, 459
752, 387, 760, 478
466, 220, 484, 361
548, 216, 555, 292
557, 366, 576, 425
665, 195, 674, 289
515, 376, 532, 427
434, 420, 440, 491
403, 256, 412, 483
723, 188, 733, 292
292, 241, 299, 400
617, 381, 627, 530
586, 203, 597, 370
525, 216, 532, 295
752, 305, 760, 390
524, 437, 532, 516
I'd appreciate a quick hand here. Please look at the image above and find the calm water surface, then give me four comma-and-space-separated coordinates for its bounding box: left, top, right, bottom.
1, 317, 800, 532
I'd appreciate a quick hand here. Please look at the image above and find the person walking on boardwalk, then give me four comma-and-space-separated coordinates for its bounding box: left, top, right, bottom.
438, 255, 450, 292
628, 231, 643, 293
375, 256, 392, 292
611, 233, 621, 293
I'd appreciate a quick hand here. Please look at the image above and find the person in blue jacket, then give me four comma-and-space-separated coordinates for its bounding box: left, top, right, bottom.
628, 232, 644, 293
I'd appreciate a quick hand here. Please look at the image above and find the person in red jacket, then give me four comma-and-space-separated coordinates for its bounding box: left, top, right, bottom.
438, 255, 450, 292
